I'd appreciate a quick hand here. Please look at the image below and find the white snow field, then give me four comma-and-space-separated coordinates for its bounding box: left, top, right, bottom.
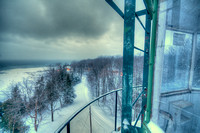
0, 67, 45, 101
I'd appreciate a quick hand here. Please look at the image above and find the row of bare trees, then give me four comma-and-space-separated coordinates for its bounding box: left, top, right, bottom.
0, 64, 78, 132
71, 55, 144, 118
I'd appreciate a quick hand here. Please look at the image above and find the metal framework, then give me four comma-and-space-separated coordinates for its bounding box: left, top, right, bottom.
105, 0, 158, 132
55, 0, 158, 133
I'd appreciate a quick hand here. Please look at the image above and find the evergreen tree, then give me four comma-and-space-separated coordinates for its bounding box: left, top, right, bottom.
0, 85, 28, 133
61, 74, 76, 104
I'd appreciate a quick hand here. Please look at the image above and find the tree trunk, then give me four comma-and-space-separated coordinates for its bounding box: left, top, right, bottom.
102, 78, 106, 104
59, 98, 62, 108
51, 102, 54, 122
34, 101, 38, 132
12, 120, 15, 133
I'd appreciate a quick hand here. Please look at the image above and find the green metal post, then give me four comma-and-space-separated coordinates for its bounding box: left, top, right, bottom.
144, 0, 158, 124
143, 0, 153, 18
121, 0, 135, 132
141, 11, 151, 124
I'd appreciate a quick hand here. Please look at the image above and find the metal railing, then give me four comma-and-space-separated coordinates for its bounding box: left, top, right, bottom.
55, 86, 145, 133
132, 88, 146, 128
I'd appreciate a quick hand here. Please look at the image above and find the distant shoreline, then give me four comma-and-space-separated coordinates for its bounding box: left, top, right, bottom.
0, 65, 47, 71
0, 60, 71, 71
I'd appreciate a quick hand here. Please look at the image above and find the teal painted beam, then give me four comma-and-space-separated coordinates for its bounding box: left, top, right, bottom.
143, 0, 153, 18
141, 11, 151, 126
105, 0, 124, 19
121, 0, 136, 132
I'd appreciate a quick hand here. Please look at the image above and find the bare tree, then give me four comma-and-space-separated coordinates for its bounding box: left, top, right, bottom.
44, 67, 59, 122
21, 77, 47, 132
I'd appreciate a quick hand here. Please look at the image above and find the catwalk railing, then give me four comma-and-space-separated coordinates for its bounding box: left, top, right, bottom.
55, 86, 147, 133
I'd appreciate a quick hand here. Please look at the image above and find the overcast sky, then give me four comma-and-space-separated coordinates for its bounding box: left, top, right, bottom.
0, 0, 146, 61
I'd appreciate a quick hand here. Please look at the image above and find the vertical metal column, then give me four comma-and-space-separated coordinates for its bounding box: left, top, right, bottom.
67, 122, 70, 133
145, 0, 158, 124
89, 106, 92, 133
114, 91, 118, 131
121, 0, 135, 132
141, 12, 151, 124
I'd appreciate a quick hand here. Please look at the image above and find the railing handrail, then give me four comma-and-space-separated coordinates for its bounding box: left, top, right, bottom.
55, 88, 122, 133
55, 86, 143, 133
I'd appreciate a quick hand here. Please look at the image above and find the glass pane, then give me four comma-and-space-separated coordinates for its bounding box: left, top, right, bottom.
156, 98, 200, 133
161, 30, 193, 92
193, 34, 200, 88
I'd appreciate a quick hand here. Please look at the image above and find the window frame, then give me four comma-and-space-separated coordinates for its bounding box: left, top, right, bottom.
160, 30, 200, 96
161, 28, 194, 93
191, 33, 200, 90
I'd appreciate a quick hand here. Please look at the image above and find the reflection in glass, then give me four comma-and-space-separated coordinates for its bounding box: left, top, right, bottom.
161, 30, 192, 92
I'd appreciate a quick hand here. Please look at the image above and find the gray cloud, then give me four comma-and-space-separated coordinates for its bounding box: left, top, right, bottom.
0, 0, 115, 39
0, 0, 145, 61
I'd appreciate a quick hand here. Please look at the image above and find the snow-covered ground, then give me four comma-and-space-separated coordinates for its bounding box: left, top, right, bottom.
0, 67, 115, 133
31, 76, 92, 133
33, 76, 114, 133
0, 67, 45, 101
1, 67, 164, 133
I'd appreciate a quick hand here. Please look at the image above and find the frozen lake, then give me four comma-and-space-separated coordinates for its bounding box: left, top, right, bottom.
0, 67, 46, 102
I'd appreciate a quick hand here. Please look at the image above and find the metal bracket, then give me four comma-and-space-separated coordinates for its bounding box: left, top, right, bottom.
105, 0, 124, 19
